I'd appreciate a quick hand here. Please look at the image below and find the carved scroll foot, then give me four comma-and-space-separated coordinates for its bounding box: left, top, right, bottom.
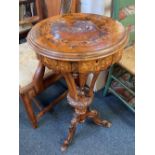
62, 72, 112, 151
61, 108, 112, 151
87, 110, 112, 128
61, 114, 80, 152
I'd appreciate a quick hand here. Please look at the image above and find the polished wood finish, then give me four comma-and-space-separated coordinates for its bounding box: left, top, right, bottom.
28, 13, 127, 61
20, 0, 80, 127
61, 72, 112, 151
27, 13, 128, 150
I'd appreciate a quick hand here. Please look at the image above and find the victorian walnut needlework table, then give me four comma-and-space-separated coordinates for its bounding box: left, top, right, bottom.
27, 13, 128, 151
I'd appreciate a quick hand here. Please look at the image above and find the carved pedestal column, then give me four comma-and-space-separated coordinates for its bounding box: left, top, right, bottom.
27, 13, 128, 151
61, 72, 112, 151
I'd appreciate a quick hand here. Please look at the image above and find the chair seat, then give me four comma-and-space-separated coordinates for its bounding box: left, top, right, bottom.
19, 42, 52, 89
118, 45, 135, 75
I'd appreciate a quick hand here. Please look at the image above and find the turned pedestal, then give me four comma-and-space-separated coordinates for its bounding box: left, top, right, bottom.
27, 13, 128, 151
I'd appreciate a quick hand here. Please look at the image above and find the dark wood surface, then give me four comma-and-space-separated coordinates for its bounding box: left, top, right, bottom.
28, 13, 128, 61
27, 13, 128, 151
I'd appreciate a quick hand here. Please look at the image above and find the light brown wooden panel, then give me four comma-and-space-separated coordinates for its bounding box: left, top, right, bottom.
42, 0, 79, 18
44, 0, 61, 17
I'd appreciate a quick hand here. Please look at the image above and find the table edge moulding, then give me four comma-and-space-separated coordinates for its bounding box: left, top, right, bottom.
28, 13, 128, 61
27, 13, 128, 151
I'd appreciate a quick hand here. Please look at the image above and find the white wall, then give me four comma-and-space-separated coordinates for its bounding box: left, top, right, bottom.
80, 0, 105, 15
80, 0, 112, 17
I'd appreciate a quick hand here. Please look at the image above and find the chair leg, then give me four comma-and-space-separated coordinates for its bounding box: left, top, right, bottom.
21, 93, 38, 128
103, 65, 114, 96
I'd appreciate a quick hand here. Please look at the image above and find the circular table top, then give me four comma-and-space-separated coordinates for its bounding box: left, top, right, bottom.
27, 13, 128, 61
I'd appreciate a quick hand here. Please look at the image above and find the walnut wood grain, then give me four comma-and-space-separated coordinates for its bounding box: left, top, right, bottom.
27, 13, 128, 150
27, 13, 128, 61
61, 72, 112, 151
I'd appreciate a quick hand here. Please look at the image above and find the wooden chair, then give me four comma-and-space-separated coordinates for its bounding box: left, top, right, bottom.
19, 0, 80, 128
103, 0, 135, 112
19, 43, 67, 128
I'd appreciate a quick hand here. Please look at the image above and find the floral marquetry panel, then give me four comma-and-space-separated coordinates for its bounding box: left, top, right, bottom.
39, 49, 123, 73
27, 13, 128, 151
